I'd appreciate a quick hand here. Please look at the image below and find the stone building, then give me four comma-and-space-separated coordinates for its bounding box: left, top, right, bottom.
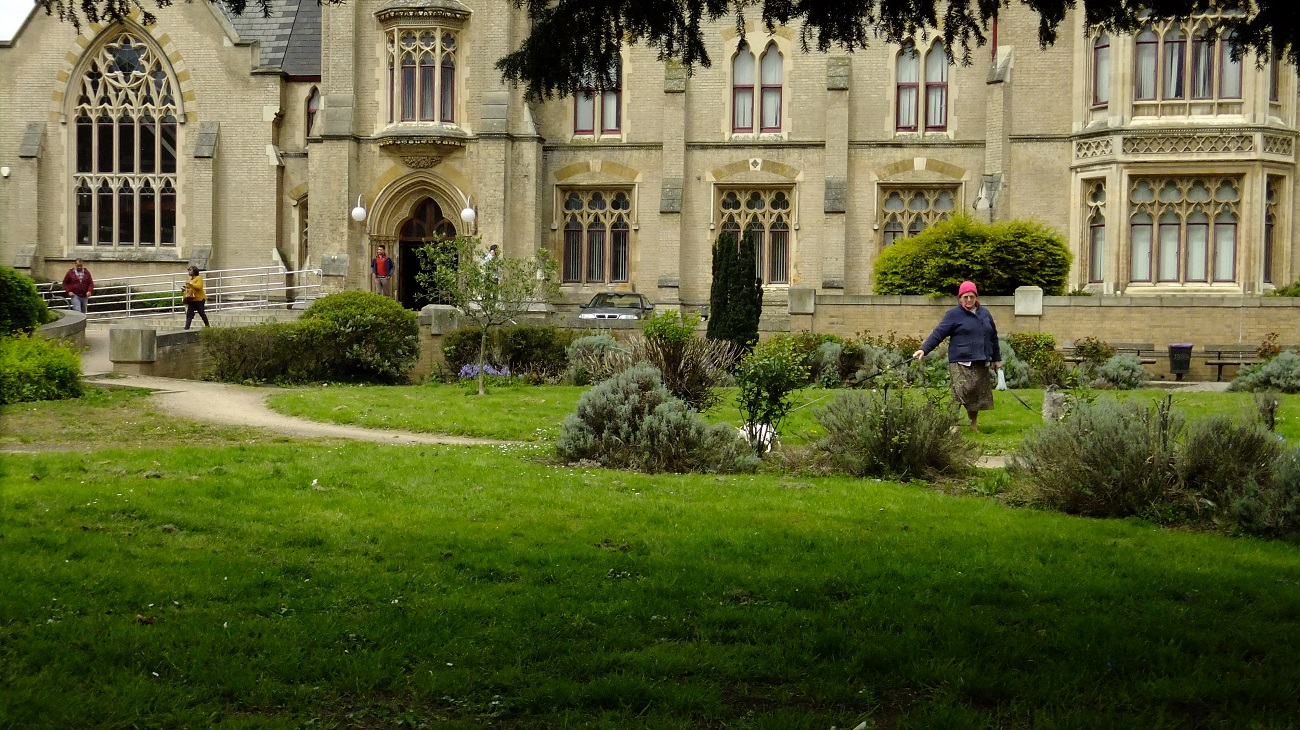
1, 0, 1295, 315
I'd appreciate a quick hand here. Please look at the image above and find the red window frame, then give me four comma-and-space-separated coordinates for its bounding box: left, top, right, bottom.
759, 47, 782, 133
1162, 32, 1186, 100
440, 55, 456, 122
1088, 215, 1105, 283
1130, 217, 1154, 282
573, 89, 596, 134
896, 49, 919, 132
305, 87, 320, 137
600, 89, 621, 134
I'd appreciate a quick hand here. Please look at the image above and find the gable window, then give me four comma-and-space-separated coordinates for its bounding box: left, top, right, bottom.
574, 59, 622, 136
73, 30, 180, 248
879, 186, 957, 246
560, 189, 632, 284
1133, 17, 1245, 114
1128, 177, 1239, 285
1092, 34, 1110, 106
897, 43, 947, 133
386, 28, 458, 124
759, 45, 783, 132
732, 42, 755, 133
896, 47, 919, 131
924, 45, 948, 130
305, 87, 321, 138
718, 188, 792, 284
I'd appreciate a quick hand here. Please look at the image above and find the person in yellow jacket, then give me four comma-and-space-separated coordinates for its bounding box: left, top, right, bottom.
182, 266, 210, 329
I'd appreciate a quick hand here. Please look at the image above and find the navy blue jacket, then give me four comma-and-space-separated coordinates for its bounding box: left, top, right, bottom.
920, 305, 1002, 363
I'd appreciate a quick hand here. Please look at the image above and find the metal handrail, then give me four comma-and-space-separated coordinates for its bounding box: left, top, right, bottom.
36, 266, 325, 320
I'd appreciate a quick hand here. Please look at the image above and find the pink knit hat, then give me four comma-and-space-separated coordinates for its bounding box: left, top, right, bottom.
958, 281, 979, 297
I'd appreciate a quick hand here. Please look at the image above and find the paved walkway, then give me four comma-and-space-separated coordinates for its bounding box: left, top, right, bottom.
84, 327, 502, 446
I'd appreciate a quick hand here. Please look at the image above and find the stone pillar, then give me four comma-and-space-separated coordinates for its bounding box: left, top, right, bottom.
8, 123, 44, 273
187, 122, 218, 268
978, 50, 1013, 222
657, 61, 688, 310
822, 58, 850, 293
314, 0, 361, 291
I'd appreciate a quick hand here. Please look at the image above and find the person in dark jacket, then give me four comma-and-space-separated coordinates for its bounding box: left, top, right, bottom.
912, 280, 1002, 431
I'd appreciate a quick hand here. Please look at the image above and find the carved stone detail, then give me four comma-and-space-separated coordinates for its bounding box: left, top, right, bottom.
1122, 134, 1253, 155
1074, 138, 1113, 160
1263, 134, 1294, 156
401, 155, 443, 169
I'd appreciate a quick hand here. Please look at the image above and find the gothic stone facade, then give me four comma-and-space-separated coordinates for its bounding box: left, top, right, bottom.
1, 0, 1296, 313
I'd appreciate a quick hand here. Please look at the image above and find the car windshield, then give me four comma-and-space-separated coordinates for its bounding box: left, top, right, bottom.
589, 294, 643, 308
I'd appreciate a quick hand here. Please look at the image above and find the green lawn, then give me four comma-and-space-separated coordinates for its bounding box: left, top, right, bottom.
269, 383, 1300, 454
3, 435, 1300, 728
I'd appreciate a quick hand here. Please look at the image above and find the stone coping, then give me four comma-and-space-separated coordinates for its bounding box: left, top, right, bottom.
816, 294, 1300, 308
37, 309, 85, 341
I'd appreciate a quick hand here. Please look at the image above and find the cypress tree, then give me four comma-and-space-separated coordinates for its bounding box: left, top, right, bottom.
707, 229, 763, 352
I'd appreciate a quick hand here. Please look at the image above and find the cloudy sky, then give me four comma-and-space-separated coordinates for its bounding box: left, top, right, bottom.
0, 0, 37, 41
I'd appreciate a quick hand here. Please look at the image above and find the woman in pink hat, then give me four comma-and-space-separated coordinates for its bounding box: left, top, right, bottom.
912, 281, 1002, 431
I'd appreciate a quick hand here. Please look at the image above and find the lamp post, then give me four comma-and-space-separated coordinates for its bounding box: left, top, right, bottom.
460, 200, 477, 235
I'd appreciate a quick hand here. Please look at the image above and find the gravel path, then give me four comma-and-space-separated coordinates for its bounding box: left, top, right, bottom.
87, 373, 508, 447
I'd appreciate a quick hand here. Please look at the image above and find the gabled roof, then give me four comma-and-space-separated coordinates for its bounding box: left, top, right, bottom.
222, 0, 320, 77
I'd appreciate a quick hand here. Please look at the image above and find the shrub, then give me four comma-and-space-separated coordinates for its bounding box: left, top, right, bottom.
998, 338, 1031, 389
565, 334, 620, 385
1257, 332, 1282, 361
573, 311, 737, 411
813, 388, 975, 479
202, 320, 336, 384
706, 230, 763, 353
813, 341, 844, 388
1073, 336, 1116, 371
1230, 350, 1300, 393
1, 265, 49, 335
1234, 449, 1300, 535
442, 324, 579, 380
873, 215, 1071, 296
1095, 353, 1148, 390
1179, 416, 1282, 512
300, 291, 419, 382
555, 363, 755, 473
0, 334, 84, 405
735, 337, 810, 448
1011, 398, 1182, 518
1006, 331, 1069, 387
642, 310, 698, 344
1266, 280, 1300, 297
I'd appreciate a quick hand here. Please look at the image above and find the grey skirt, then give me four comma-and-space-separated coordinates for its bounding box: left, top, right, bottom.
948, 362, 995, 412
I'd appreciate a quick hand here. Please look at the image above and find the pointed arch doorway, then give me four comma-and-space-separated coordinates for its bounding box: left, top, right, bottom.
396, 197, 458, 308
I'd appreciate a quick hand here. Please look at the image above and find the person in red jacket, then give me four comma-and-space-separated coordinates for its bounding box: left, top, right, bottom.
62, 259, 94, 313
371, 245, 394, 297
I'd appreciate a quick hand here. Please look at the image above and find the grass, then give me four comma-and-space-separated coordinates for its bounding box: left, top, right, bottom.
3, 432, 1300, 728
0, 385, 278, 451
268, 382, 1300, 455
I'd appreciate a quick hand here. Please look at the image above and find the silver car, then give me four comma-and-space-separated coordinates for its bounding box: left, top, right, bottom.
578, 292, 655, 320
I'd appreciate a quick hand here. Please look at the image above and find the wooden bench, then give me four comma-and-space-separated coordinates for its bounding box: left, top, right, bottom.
1204, 345, 1261, 382
1061, 342, 1157, 366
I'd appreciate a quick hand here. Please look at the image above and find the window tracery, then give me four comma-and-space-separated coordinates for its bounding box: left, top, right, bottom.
718, 188, 792, 284
560, 189, 633, 284
73, 30, 179, 248
879, 187, 957, 247
1128, 177, 1239, 284
386, 28, 458, 124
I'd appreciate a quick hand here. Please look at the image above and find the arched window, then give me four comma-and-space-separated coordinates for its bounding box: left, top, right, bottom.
732, 43, 755, 133
759, 44, 782, 132
1092, 34, 1110, 106
1163, 27, 1186, 100
560, 189, 633, 283
305, 87, 321, 138
1219, 29, 1242, 99
73, 29, 180, 248
1135, 27, 1158, 100
716, 188, 792, 284
1191, 26, 1214, 99
1128, 177, 1240, 286
574, 57, 622, 135
386, 28, 458, 124
896, 47, 919, 131
924, 44, 948, 130
1086, 182, 1106, 283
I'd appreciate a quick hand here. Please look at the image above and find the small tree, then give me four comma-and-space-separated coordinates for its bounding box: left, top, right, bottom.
706, 230, 763, 352
416, 236, 560, 395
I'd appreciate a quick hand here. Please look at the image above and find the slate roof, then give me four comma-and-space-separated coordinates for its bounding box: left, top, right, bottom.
222, 0, 320, 77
